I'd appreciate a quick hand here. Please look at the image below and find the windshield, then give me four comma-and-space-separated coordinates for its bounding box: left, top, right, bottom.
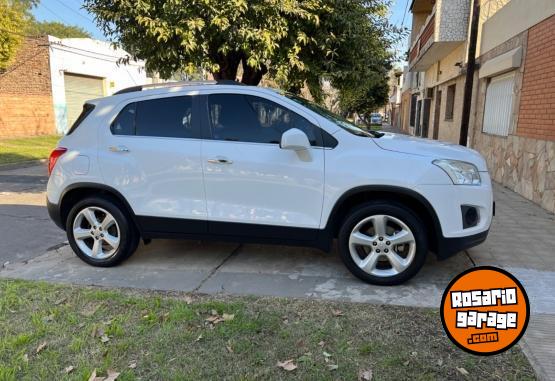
284, 93, 383, 138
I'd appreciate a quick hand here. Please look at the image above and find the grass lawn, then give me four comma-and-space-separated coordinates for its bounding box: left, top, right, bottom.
0, 135, 61, 166
0, 279, 534, 380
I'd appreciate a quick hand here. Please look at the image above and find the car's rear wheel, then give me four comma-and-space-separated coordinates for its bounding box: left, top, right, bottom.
66, 196, 139, 267
338, 202, 428, 285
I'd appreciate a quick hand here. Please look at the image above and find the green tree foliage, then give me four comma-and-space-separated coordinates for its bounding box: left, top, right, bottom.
0, 0, 36, 70
27, 20, 91, 38
84, 0, 401, 114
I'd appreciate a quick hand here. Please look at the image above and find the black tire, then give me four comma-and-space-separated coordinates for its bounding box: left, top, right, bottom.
66, 196, 140, 267
338, 201, 428, 286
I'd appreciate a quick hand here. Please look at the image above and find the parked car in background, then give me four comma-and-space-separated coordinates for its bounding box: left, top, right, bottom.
370, 113, 383, 125
47, 81, 493, 285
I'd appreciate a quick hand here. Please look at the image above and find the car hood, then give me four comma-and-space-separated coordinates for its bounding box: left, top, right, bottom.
373, 132, 488, 171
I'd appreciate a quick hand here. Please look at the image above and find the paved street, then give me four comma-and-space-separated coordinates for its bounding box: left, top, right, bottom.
1, 163, 555, 379
0, 164, 65, 264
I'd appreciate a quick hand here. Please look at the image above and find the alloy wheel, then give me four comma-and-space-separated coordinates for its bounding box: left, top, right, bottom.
72, 206, 121, 260
348, 214, 416, 277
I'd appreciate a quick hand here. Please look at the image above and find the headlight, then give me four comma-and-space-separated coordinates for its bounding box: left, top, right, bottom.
433, 159, 481, 185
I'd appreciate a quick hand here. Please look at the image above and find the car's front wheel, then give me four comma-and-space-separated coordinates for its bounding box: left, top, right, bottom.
338, 202, 428, 285
66, 196, 140, 267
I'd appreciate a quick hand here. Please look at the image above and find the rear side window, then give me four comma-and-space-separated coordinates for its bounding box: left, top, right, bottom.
67, 103, 95, 135
111, 96, 197, 138
136, 97, 194, 138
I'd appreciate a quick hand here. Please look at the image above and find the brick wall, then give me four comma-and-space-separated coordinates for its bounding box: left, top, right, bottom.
471, 25, 555, 213
517, 14, 555, 140
0, 36, 56, 138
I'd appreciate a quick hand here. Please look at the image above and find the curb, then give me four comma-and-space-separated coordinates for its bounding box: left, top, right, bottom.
0, 159, 47, 172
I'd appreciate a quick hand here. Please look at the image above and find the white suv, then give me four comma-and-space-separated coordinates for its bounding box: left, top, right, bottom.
47, 81, 493, 285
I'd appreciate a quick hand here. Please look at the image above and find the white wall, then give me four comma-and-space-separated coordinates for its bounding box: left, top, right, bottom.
48, 37, 147, 133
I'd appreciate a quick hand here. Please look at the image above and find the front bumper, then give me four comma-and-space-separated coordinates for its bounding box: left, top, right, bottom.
47, 199, 65, 230
436, 229, 489, 260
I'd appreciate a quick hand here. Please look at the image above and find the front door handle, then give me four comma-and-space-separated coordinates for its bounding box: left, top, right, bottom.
207, 156, 233, 164
109, 145, 130, 153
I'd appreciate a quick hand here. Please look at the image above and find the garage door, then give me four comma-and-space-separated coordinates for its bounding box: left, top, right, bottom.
64, 73, 104, 129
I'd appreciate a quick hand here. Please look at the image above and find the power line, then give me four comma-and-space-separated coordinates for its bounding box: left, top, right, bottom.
39, 1, 73, 25
51, 0, 94, 23
0, 27, 137, 64
0, 48, 45, 79
50, 41, 138, 61
401, 0, 411, 27
49, 42, 145, 69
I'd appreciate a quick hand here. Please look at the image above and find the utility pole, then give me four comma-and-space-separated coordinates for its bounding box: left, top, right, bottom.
459, 0, 480, 146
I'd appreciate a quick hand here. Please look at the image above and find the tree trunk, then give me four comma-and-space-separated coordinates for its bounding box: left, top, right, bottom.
240, 57, 267, 85
286, 83, 302, 94
211, 51, 242, 81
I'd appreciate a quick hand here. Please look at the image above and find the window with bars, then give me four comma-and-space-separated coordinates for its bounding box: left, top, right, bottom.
482, 72, 515, 137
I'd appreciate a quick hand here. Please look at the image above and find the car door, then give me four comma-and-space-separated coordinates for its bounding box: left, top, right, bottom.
98, 93, 207, 234
200, 91, 325, 240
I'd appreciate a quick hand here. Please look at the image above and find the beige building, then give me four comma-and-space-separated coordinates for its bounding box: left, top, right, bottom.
384, 68, 404, 128
401, 0, 555, 213
405, 0, 470, 142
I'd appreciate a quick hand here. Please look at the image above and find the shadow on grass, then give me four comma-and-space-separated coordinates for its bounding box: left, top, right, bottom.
0, 153, 43, 165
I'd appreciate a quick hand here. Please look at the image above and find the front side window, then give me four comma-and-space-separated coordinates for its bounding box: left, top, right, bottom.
207, 94, 322, 146
285, 93, 382, 138
110, 96, 196, 138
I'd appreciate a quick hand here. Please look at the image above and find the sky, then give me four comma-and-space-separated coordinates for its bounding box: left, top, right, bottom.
32, 0, 412, 62
32, 0, 104, 39
388, 0, 412, 65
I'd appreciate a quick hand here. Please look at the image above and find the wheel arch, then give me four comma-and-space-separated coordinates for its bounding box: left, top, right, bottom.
59, 183, 140, 233
325, 186, 444, 254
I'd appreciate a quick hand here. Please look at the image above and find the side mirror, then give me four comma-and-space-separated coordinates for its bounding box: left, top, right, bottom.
280, 128, 311, 151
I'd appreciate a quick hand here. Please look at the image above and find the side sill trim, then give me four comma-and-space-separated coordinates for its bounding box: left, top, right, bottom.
137, 216, 330, 251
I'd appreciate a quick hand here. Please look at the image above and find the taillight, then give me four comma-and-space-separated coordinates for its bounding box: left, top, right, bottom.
48, 147, 67, 176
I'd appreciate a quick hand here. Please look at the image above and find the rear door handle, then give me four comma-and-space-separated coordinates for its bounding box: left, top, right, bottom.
109, 145, 130, 153
207, 156, 233, 164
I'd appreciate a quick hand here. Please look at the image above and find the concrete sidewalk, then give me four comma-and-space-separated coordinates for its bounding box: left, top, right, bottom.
0, 240, 474, 308
468, 184, 555, 380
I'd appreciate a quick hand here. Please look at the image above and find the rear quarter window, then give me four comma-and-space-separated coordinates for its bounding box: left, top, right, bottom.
67, 103, 95, 135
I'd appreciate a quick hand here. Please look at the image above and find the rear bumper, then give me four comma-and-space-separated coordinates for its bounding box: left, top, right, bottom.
47, 199, 65, 230
436, 229, 489, 260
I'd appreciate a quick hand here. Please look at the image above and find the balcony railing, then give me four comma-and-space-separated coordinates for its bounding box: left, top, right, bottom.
409, 12, 435, 67
408, 0, 470, 71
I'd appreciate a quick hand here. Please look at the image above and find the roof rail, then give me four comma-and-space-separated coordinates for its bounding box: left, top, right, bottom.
113, 80, 245, 95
